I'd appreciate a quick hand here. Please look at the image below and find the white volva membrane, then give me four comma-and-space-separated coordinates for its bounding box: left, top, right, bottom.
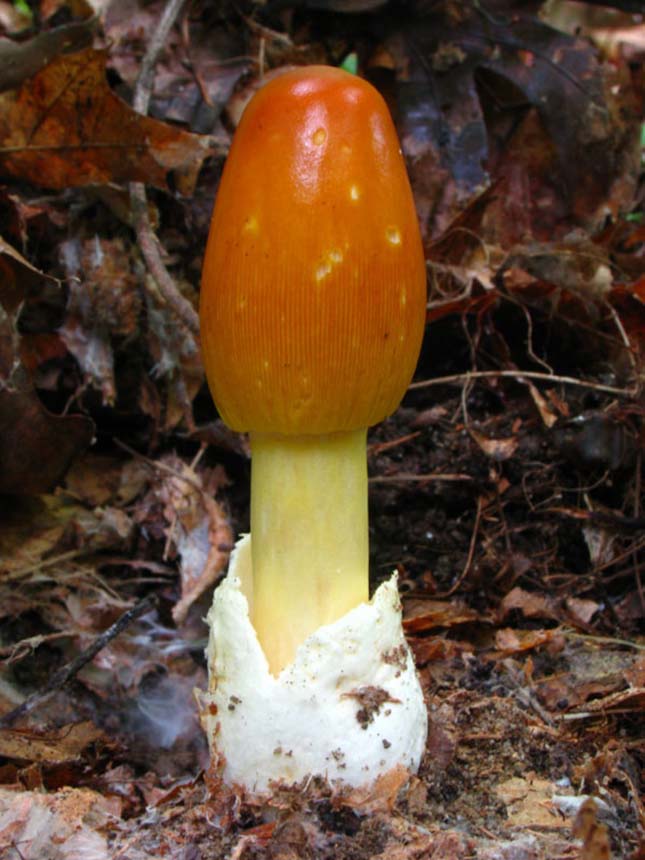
197, 535, 428, 793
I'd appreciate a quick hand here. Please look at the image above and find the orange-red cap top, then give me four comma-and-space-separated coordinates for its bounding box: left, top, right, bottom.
200, 65, 426, 435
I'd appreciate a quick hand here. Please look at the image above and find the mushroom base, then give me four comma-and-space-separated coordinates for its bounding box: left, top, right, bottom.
197, 535, 428, 794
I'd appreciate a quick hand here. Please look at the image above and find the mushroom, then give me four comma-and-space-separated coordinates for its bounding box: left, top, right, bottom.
198, 65, 428, 793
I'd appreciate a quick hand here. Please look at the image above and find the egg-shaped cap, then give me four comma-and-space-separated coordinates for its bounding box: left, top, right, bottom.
200, 65, 426, 435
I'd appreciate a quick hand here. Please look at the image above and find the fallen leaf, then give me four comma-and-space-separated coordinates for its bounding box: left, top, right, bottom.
142, 454, 233, 623
64, 453, 149, 508
494, 628, 559, 655
0, 236, 93, 494
409, 636, 473, 667
0, 234, 58, 314
58, 237, 142, 406
0, 786, 118, 860
390, 7, 640, 240
470, 429, 519, 461
403, 598, 480, 633
567, 686, 645, 718
0, 388, 93, 496
527, 382, 559, 428
0, 495, 129, 587
341, 764, 410, 814
573, 797, 612, 860
0, 722, 104, 765
0, 19, 96, 93
495, 774, 568, 829
565, 597, 601, 627
500, 587, 558, 622
0, 48, 213, 193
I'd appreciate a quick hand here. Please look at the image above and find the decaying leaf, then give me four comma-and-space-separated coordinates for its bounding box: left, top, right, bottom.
500, 587, 558, 622
0, 48, 212, 193
341, 764, 411, 814
0, 495, 131, 589
470, 429, 519, 461
0, 235, 93, 494
0, 19, 96, 93
0, 786, 117, 860
0, 389, 94, 495
403, 598, 480, 633
573, 797, 613, 860
0, 721, 104, 765
494, 627, 560, 655
58, 237, 142, 406
387, 6, 640, 240
495, 774, 569, 829
0, 234, 58, 314
142, 454, 233, 623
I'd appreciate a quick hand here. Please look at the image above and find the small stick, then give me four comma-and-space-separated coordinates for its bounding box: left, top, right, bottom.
128, 0, 199, 337
409, 369, 637, 398
0, 594, 156, 728
369, 472, 472, 484
439, 494, 483, 597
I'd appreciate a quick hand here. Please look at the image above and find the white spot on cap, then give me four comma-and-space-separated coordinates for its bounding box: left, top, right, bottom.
314, 249, 344, 282
315, 261, 332, 283
386, 226, 401, 246
242, 216, 259, 235
349, 185, 360, 201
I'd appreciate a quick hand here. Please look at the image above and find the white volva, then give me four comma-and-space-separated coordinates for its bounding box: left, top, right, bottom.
197, 535, 428, 792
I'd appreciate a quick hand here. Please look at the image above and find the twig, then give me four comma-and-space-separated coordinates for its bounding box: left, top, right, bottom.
5, 548, 87, 583
367, 432, 421, 456
369, 473, 472, 484
128, 0, 199, 337
562, 629, 645, 651
409, 369, 637, 398
438, 494, 483, 597
0, 594, 157, 728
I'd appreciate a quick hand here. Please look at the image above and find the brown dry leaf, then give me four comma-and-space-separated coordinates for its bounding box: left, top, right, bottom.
573, 798, 612, 860
0, 234, 58, 313
565, 597, 601, 627
0, 20, 96, 93
527, 382, 559, 428
146, 454, 232, 623
0, 722, 104, 765
499, 586, 558, 622
624, 655, 645, 688
0, 785, 118, 859
64, 453, 149, 508
370, 835, 437, 860
568, 686, 645, 718
495, 774, 568, 829
58, 237, 141, 406
426, 709, 458, 771
403, 598, 480, 633
494, 627, 558, 655
409, 636, 473, 667
0, 237, 93, 494
469, 429, 519, 461
0, 495, 131, 587
145, 295, 203, 431
0, 387, 93, 496
341, 763, 410, 814
0, 48, 212, 193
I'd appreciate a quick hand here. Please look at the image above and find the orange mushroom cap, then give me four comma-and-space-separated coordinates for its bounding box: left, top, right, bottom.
200, 65, 426, 435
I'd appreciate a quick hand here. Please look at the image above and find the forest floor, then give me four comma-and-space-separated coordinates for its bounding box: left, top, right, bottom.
0, 1, 643, 858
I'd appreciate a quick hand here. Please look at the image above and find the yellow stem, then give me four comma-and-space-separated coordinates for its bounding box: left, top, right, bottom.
250, 428, 369, 675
